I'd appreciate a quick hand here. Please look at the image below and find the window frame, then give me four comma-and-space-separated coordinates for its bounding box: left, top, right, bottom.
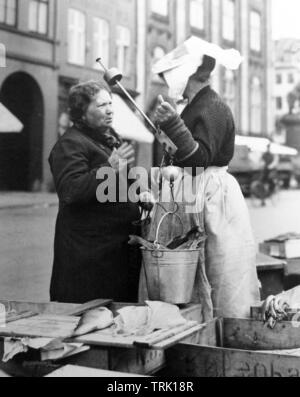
116, 25, 131, 76
0, 0, 18, 27
276, 74, 282, 85
93, 16, 110, 70
250, 9, 262, 54
28, 0, 49, 36
150, 0, 169, 20
189, 0, 205, 33
67, 8, 87, 66
222, 0, 235, 43
288, 73, 294, 85
223, 69, 236, 118
250, 76, 263, 134
276, 97, 283, 111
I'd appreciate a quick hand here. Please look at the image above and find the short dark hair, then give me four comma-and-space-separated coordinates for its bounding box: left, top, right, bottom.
68, 80, 111, 123
193, 55, 216, 83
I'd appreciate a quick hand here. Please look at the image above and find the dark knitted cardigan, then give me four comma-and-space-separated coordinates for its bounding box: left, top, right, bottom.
160, 86, 236, 169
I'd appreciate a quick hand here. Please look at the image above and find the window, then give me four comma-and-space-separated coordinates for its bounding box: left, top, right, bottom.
29, 0, 48, 34
190, 0, 204, 30
222, 0, 235, 42
68, 9, 86, 65
250, 10, 261, 52
276, 97, 283, 110
288, 73, 294, 84
93, 18, 109, 70
116, 25, 130, 75
151, 0, 168, 16
223, 70, 236, 117
276, 74, 282, 84
250, 77, 262, 134
0, 0, 17, 26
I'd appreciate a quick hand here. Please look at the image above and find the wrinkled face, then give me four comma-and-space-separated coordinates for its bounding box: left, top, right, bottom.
84, 90, 114, 129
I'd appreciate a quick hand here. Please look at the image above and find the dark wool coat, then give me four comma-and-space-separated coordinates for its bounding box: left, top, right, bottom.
161, 86, 236, 168
48, 126, 141, 304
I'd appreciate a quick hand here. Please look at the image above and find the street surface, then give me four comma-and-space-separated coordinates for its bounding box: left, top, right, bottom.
0, 190, 299, 302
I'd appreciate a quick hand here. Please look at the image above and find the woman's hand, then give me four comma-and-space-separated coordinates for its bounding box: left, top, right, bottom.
108, 143, 135, 171
139, 191, 156, 212
154, 95, 177, 125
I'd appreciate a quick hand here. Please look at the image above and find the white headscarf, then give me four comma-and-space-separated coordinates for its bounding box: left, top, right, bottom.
153, 36, 243, 101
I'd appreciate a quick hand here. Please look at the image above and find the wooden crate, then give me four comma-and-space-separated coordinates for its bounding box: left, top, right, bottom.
164, 317, 300, 378
0, 300, 203, 377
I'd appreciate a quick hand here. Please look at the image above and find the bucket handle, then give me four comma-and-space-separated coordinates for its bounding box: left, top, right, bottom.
154, 210, 184, 249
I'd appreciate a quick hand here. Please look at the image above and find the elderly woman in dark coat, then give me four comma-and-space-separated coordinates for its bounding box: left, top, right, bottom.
49, 80, 143, 304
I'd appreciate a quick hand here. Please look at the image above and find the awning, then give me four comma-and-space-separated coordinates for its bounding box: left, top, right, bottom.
0, 103, 23, 133
112, 94, 154, 144
235, 135, 298, 156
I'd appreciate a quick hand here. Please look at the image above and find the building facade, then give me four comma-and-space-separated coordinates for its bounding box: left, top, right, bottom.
0, 0, 59, 191
274, 39, 300, 119
0, 0, 274, 190
139, 0, 274, 164
0, 0, 140, 191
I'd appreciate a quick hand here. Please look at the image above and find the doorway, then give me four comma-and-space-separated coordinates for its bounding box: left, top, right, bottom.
0, 72, 44, 191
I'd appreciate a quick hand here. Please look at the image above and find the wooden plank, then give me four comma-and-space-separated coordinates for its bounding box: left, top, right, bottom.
46, 365, 147, 377
72, 321, 202, 350
0, 315, 80, 339
6, 311, 38, 323
165, 343, 300, 377
0, 301, 81, 316
61, 346, 165, 376
165, 344, 224, 377
256, 253, 286, 272
109, 347, 166, 375
153, 324, 205, 349
223, 317, 300, 351
62, 299, 112, 316
134, 323, 204, 349
0, 299, 112, 317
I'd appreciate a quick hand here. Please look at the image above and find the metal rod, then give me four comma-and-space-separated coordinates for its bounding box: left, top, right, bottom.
115, 81, 157, 132
96, 58, 178, 156
96, 58, 157, 133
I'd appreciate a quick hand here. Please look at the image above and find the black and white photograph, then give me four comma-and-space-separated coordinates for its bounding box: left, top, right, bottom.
0, 0, 300, 380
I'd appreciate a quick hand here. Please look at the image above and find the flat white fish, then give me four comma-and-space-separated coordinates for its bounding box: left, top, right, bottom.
73, 308, 114, 337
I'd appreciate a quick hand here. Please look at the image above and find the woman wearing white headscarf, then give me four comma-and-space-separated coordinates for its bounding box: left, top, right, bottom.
151, 40, 261, 319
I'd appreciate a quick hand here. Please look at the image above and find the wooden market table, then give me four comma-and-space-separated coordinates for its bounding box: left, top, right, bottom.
256, 253, 287, 300
0, 299, 203, 377
3, 299, 300, 377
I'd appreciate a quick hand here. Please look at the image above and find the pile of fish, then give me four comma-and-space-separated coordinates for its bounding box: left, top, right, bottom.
72, 302, 188, 338
261, 295, 290, 329
129, 227, 206, 251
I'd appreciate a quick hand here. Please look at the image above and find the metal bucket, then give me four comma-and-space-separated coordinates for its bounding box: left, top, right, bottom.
141, 248, 200, 304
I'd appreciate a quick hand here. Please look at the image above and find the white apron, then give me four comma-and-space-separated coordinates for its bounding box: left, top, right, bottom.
139, 167, 261, 320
